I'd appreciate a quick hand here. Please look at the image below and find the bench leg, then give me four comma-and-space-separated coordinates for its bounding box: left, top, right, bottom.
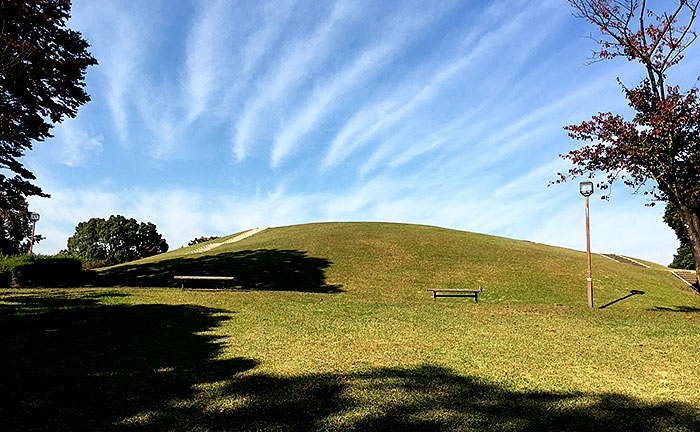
433, 291, 437, 302
474, 292, 478, 303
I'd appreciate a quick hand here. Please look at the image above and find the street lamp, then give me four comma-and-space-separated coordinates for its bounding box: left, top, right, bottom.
579, 181, 593, 308
29, 212, 40, 255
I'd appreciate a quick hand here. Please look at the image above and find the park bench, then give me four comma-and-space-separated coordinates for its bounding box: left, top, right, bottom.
174, 275, 235, 289
427, 286, 483, 303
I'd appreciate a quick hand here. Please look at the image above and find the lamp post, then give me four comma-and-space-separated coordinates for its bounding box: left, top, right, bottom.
579, 181, 594, 308
29, 212, 40, 255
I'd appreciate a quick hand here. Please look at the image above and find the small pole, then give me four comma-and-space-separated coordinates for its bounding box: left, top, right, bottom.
28, 212, 40, 255
579, 181, 594, 308
585, 195, 593, 308
29, 219, 37, 255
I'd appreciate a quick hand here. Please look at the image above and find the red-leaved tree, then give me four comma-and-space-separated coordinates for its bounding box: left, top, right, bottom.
557, 0, 700, 283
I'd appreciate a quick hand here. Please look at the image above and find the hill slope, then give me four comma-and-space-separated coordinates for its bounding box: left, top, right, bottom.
99, 222, 698, 309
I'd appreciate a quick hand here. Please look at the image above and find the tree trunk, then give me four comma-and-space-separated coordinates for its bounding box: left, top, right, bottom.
677, 203, 700, 286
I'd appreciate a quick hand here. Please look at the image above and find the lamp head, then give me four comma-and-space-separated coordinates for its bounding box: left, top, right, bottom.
579, 181, 594, 197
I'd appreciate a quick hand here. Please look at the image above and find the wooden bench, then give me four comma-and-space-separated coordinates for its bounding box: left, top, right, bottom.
427, 286, 483, 303
174, 275, 235, 289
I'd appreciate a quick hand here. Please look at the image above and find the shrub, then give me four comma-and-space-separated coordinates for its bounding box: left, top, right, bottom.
0, 254, 83, 287
188, 236, 220, 246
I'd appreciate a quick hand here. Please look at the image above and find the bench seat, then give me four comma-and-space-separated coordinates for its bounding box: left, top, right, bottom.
427, 287, 483, 303
174, 275, 235, 289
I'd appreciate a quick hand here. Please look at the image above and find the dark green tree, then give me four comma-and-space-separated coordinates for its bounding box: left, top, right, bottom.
1, 0, 97, 251
66, 215, 168, 265
0, 176, 44, 254
664, 202, 697, 270
188, 235, 220, 246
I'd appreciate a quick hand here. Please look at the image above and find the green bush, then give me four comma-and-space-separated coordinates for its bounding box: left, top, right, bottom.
0, 254, 84, 287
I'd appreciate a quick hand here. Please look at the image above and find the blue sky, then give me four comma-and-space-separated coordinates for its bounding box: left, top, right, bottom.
25, 0, 700, 264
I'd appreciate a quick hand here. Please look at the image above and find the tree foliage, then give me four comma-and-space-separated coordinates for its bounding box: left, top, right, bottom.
66, 215, 168, 265
0, 175, 43, 254
188, 235, 220, 246
1, 0, 96, 251
558, 0, 700, 282
664, 202, 696, 269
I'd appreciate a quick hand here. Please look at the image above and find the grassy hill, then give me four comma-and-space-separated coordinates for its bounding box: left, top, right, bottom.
99, 222, 697, 310
3, 222, 700, 430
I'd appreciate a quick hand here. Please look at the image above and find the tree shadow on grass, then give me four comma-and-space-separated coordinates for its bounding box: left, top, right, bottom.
1, 291, 698, 431
211, 366, 700, 431
97, 249, 343, 293
0, 292, 257, 431
651, 305, 700, 312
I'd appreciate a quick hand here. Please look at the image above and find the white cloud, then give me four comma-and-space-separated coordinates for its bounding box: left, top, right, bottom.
184, 0, 233, 122
183, 0, 297, 124
241, 0, 295, 77
98, 15, 145, 144
323, 1, 556, 173
50, 119, 103, 167
494, 158, 569, 197
271, 38, 398, 167
28, 172, 678, 266
232, 0, 357, 161
70, 1, 152, 144
270, 6, 444, 167
530, 198, 677, 265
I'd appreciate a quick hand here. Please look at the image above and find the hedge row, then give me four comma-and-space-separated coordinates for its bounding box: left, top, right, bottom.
0, 255, 86, 287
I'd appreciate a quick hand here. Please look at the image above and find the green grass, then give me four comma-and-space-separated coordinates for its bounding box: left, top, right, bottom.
1, 222, 699, 430
1, 288, 698, 430
99, 222, 697, 310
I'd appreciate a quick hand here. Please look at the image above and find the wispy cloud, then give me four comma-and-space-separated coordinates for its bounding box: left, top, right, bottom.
270, 6, 444, 167
357, 5, 570, 178
183, 0, 296, 125
53, 119, 103, 167
184, 0, 233, 122
493, 158, 569, 197
89, 6, 147, 144
270, 39, 397, 167
233, 0, 357, 161
321, 2, 545, 172
358, 105, 482, 177
241, 0, 295, 77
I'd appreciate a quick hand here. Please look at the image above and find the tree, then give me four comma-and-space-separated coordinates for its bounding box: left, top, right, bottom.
1, 0, 97, 250
556, 0, 700, 284
66, 215, 169, 265
0, 178, 43, 254
664, 202, 696, 269
188, 235, 220, 246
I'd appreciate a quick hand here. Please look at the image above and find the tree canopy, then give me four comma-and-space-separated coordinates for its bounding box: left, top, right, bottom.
188, 235, 220, 246
1, 0, 96, 252
66, 215, 168, 265
558, 0, 700, 282
0, 177, 43, 254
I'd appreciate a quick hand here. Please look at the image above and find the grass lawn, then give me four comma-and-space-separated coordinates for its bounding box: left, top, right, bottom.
1, 287, 699, 431
1, 223, 699, 430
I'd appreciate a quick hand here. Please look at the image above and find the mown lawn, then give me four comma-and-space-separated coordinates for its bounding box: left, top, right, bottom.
99, 222, 698, 309
1, 287, 699, 431
3, 223, 699, 430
